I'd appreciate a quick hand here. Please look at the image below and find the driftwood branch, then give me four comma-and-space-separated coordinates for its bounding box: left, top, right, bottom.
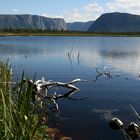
93, 67, 120, 83
15, 78, 87, 114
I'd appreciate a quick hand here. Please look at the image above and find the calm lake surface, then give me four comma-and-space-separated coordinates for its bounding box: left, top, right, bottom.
0, 36, 140, 140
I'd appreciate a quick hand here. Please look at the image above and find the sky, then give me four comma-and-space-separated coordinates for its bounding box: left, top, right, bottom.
0, 0, 140, 22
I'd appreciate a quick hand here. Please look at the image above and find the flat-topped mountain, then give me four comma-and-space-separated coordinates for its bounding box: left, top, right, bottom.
88, 12, 140, 32
0, 14, 67, 31
67, 21, 94, 31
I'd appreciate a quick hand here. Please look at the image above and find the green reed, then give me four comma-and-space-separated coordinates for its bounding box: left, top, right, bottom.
0, 62, 51, 140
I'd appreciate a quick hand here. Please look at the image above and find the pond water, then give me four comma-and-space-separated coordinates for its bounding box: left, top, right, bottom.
0, 36, 140, 140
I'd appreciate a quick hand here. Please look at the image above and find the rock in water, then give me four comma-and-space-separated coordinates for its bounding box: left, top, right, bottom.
109, 117, 123, 130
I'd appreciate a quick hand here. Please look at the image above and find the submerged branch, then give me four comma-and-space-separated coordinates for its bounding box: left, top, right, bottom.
15, 78, 88, 115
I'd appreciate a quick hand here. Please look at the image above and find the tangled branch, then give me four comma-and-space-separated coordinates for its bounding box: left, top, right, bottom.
16, 78, 87, 114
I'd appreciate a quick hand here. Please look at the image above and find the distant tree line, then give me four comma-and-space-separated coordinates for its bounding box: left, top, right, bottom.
0, 28, 90, 34
1, 28, 140, 36
0, 28, 65, 33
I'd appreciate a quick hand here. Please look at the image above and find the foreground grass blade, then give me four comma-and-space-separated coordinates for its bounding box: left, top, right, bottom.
129, 104, 140, 120
0, 89, 8, 137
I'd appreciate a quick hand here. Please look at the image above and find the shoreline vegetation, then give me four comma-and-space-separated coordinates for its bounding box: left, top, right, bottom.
1, 29, 140, 37
0, 61, 51, 140
0, 60, 79, 140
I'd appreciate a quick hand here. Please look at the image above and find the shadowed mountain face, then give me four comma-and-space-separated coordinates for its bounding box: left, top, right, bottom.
88, 12, 140, 32
0, 14, 67, 31
67, 21, 94, 31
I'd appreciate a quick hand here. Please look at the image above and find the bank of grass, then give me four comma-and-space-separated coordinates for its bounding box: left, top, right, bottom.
1, 30, 140, 36
0, 61, 51, 140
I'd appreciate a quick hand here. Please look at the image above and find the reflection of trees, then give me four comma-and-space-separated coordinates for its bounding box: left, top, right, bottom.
0, 44, 47, 56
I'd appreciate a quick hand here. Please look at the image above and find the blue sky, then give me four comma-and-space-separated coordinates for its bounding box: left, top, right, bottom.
0, 0, 139, 22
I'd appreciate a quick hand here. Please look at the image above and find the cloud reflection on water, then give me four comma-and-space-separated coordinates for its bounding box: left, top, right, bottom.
1, 36, 140, 75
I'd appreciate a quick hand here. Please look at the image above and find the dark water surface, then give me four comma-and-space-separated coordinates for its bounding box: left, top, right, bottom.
0, 36, 140, 140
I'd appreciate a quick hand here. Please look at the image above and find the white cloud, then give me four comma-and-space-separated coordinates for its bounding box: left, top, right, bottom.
42, 2, 104, 22
12, 9, 19, 13
63, 9, 84, 22
59, 4, 103, 22
83, 2, 104, 13
42, 0, 140, 22
42, 13, 63, 19
106, 0, 140, 14
42, 9, 86, 22
63, 3, 104, 22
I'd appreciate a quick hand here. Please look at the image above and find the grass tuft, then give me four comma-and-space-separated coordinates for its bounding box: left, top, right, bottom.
0, 61, 51, 140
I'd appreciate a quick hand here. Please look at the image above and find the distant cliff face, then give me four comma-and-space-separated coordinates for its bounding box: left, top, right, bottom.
0, 15, 67, 30
88, 12, 140, 32
67, 21, 94, 31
